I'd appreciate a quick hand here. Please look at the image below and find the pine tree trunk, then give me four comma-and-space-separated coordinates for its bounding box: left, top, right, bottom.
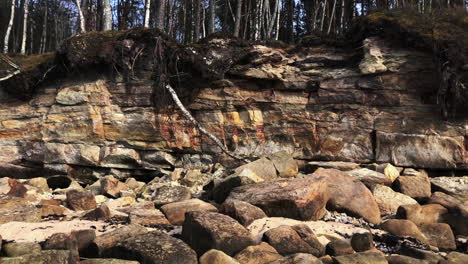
327, 0, 337, 35
233, 0, 242, 37
208, 0, 215, 34
3, 0, 16, 53
20, 0, 29, 54
103, 0, 112, 30
40, 1, 48, 53
75, 0, 86, 33
266, 0, 279, 39
274, 0, 280, 40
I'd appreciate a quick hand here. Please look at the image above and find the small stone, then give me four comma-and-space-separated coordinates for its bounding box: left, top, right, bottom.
66, 190, 97, 211
393, 170, 431, 200
151, 185, 191, 206
348, 168, 392, 187
100, 176, 129, 198
129, 208, 170, 226
80, 259, 140, 264
334, 252, 388, 264
267, 151, 298, 178
221, 199, 267, 227
160, 198, 218, 225
200, 249, 240, 264
234, 242, 282, 264
351, 232, 374, 252
272, 253, 323, 264
376, 163, 400, 182
264, 224, 325, 256
371, 184, 418, 215
326, 239, 355, 256
83, 205, 111, 221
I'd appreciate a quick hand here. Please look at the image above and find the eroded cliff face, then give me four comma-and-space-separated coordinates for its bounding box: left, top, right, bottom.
0, 34, 467, 181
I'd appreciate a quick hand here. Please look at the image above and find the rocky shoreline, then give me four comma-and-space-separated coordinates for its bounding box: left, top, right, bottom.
0, 152, 466, 263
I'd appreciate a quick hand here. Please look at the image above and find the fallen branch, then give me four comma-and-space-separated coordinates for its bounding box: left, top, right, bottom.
165, 83, 249, 163
0, 69, 21, 82
0, 54, 21, 82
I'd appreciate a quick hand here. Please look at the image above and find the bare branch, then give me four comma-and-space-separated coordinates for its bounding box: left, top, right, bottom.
165, 84, 248, 163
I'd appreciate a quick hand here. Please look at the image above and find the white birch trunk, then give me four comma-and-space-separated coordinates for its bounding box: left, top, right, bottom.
20, 0, 29, 54
3, 0, 16, 53
103, 0, 112, 30
144, 0, 151, 28
75, 0, 86, 33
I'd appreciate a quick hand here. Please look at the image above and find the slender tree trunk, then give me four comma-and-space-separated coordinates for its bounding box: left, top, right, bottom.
157, 0, 167, 30
20, 0, 29, 54
233, 0, 242, 37
103, 0, 112, 30
202, 2, 206, 38
208, 0, 215, 34
40, 1, 48, 53
144, 0, 151, 27
287, 0, 294, 42
275, 0, 280, 40
327, 0, 337, 35
75, 0, 86, 33
3, 0, 16, 53
267, 0, 279, 39
320, 0, 327, 32
194, 0, 201, 41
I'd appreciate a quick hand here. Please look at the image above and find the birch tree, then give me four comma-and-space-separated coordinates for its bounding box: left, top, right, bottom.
144, 0, 151, 28
75, 0, 86, 33
20, 0, 29, 54
3, 0, 16, 53
102, 0, 112, 30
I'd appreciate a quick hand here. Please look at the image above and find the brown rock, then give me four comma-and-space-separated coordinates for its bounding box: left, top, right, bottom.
108, 230, 197, 264
160, 198, 218, 225
371, 184, 418, 215
200, 249, 240, 264
382, 219, 428, 245
221, 199, 267, 226
226, 177, 329, 221
399, 246, 444, 264
234, 157, 278, 181
442, 252, 468, 264
325, 239, 355, 256
309, 168, 381, 224
348, 168, 392, 187
100, 176, 129, 198
0, 196, 41, 224
267, 151, 298, 178
40, 204, 66, 217
151, 185, 191, 205
333, 252, 388, 264
80, 259, 140, 264
386, 255, 429, 264
71, 229, 96, 255
25, 177, 51, 193
3, 242, 41, 257
393, 171, 431, 200
234, 242, 282, 264
396, 203, 447, 225
0, 250, 74, 264
43, 233, 80, 262
66, 190, 97, 211
182, 211, 256, 256
272, 253, 324, 264
351, 232, 374, 252
6, 178, 27, 198
418, 223, 456, 250
129, 208, 170, 226
263, 225, 325, 256
83, 205, 111, 221
91, 224, 148, 257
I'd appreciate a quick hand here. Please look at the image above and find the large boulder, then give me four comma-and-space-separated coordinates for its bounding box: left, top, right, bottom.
182, 211, 256, 256
382, 219, 429, 245
200, 249, 240, 264
108, 231, 197, 264
266, 151, 298, 178
371, 184, 418, 215
91, 225, 148, 257
308, 168, 381, 223
393, 170, 431, 200
226, 177, 329, 221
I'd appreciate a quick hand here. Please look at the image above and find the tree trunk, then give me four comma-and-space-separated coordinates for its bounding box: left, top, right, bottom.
102, 0, 112, 30
3, 0, 16, 53
320, 0, 327, 32
275, 0, 280, 40
157, 0, 167, 30
194, 0, 201, 41
287, 0, 294, 42
208, 0, 215, 34
20, 0, 29, 54
327, 0, 337, 35
144, 0, 151, 28
75, 0, 86, 33
233, 0, 242, 37
266, 0, 279, 38
40, 1, 48, 53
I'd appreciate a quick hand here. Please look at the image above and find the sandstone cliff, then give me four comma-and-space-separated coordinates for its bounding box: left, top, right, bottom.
0, 12, 467, 182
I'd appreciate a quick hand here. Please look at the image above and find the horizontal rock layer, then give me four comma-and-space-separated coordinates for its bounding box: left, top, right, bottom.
0, 36, 467, 179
